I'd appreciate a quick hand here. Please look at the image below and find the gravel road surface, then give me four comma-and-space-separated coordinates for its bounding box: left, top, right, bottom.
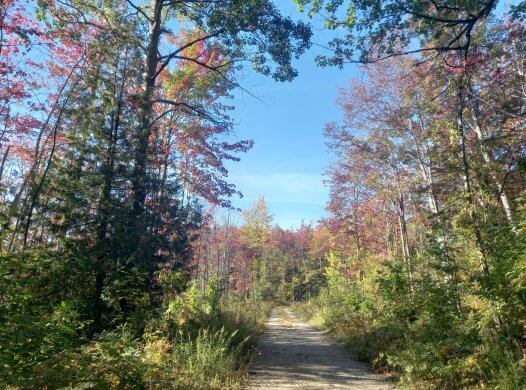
249, 307, 393, 389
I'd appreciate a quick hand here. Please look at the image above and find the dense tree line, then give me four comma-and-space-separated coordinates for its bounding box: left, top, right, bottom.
193, 198, 330, 302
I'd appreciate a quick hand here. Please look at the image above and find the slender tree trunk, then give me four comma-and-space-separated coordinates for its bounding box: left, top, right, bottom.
20, 57, 85, 246
457, 72, 503, 325
0, 145, 10, 184
409, 119, 461, 309
397, 190, 414, 295
22, 83, 78, 249
131, 0, 163, 225
456, 82, 491, 277
0, 144, 10, 238
408, 119, 439, 215
468, 85, 517, 231
7, 60, 84, 250
93, 57, 126, 332
224, 211, 232, 298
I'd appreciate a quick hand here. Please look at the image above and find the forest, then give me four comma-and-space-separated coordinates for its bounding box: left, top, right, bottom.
1, 0, 525, 389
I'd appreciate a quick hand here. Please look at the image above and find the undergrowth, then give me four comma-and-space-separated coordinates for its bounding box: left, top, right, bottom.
290, 251, 526, 389
1, 273, 271, 389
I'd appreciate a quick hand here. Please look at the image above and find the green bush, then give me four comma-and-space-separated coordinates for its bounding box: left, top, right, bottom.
0, 266, 270, 389
29, 328, 145, 389
0, 251, 92, 385
163, 329, 249, 389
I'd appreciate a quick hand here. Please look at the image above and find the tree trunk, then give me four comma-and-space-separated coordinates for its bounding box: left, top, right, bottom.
397, 190, 414, 295
20, 57, 85, 246
456, 82, 491, 276
0, 145, 10, 184
7, 60, 83, 251
93, 56, 127, 332
131, 0, 163, 225
408, 119, 439, 215
22, 81, 79, 249
468, 85, 516, 231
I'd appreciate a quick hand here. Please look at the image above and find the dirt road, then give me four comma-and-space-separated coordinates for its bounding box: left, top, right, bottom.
249, 307, 393, 389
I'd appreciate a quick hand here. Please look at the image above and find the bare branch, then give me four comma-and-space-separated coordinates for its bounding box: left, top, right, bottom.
125, 0, 152, 22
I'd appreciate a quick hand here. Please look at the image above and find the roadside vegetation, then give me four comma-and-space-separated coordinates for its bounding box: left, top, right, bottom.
1, 269, 271, 389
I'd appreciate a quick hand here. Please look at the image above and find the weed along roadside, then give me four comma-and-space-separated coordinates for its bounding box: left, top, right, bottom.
4, 277, 270, 389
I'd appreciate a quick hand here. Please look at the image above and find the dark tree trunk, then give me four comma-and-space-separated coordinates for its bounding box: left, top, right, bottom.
130, 0, 163, 227
93, 56, 127, 332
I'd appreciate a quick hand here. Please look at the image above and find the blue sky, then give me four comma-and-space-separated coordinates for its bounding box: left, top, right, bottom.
226, 1, 360, 228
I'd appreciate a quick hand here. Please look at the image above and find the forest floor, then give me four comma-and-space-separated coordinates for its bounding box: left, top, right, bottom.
248, 307, 393, 389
